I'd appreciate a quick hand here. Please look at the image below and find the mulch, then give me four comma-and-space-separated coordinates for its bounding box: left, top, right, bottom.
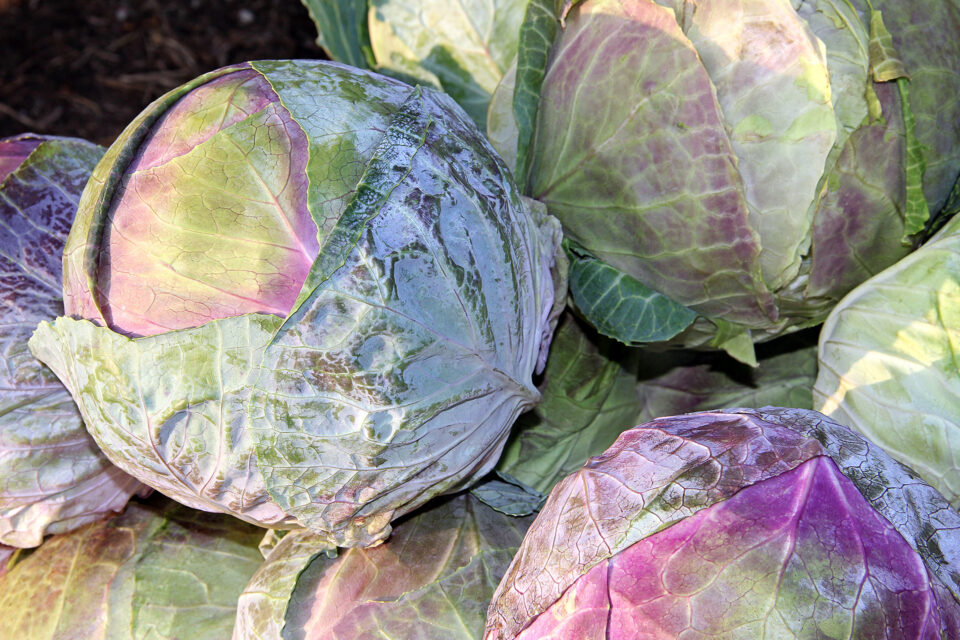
0, 0, 325, 146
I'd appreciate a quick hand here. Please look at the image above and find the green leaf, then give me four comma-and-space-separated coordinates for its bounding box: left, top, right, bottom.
709, 319, 758, 367
300, 0, 375, 69
496, 312, 643, 495
867, 9, 908, 82
859, 0, 960, 215
814, 212, 960, 507
865, 0, 929, 244
470, 473, 545, 516
636, 333, 818, 422
235, 495, 531, 640
512, 0, 562, 183
0, 498, 263, 640
367, 0, 527, 128
567, 244, 697, 345
898, 77, 932, 243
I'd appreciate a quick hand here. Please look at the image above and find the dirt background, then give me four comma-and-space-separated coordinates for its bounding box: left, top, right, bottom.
0, 0, 324, 146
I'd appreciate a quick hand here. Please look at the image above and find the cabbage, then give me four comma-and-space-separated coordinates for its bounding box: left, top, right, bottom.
28, 60, 563, 548
488, 0, 960, 363
487, 408, 960, 638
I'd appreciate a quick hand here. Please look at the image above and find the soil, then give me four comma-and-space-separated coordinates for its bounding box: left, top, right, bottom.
0, 0, 324, 146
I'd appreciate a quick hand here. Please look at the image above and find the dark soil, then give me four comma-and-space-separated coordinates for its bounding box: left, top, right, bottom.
0, 0, 324, 146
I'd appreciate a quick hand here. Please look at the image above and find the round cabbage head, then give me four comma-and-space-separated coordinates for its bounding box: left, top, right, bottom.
0, 134, 144, 548
28, 60, 563, 547
486, 407, 960, 638
490, 0, 960, 361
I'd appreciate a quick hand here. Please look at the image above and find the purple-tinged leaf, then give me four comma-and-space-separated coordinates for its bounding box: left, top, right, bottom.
0, 135, 144, 547
486, 408, 960, 638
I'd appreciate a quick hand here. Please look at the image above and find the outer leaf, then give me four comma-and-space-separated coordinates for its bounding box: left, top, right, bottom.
301, 0, 374, 69
804, 81, 911, 301
897, 77, 931, 241
234, 529, 331, 640
92, 61, 413, 336
495, 313, 643, 495
486, 408, 960, 638
814, 213, 960, 506
248, 86, 553, 547
511, 0, 562, 182
28, 313, 293, 529
234, 494, 531, 640
130, 506, 266, 639
566, 245, 697, 345
528, 0, 776, 328
677, 0, 838, 293
367, 0, 527, 127
62, 65, 249, 326
855, 0, 960, 216
485, 59, 519, 173
495, 319, 817, 502
470, 474, 545, 517
0, 135, 143, 547
0, 497, 264, 640
635, 333, 818, 422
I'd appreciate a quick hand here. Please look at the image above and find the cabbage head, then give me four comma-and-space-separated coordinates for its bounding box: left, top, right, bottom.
486, 408, 960, 638
489, 0, 960, 363
28, 60, 563, 548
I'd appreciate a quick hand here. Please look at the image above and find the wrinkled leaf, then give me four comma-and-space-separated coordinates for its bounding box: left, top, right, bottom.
508, 456, 956, 638
487, 408, 960, 638
528, 0, 775, 328
31, 62, 560, 548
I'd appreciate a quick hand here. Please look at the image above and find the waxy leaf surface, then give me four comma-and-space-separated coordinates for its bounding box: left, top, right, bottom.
486, 408, 960, 638
31, 61, 561, 547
